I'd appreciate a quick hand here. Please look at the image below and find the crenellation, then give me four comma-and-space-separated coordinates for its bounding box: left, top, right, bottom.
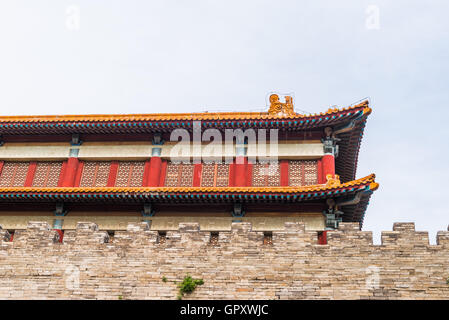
327, 230, 373, 246
393, 222, 415, 232
12, 221, 59, 247
338, 222, 361, 231
0, 220, 447, 299
63, 222, 109, 245
436, 231, 449, 246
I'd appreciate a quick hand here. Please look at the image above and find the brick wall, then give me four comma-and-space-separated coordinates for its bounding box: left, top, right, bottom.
0, 221, 448, 299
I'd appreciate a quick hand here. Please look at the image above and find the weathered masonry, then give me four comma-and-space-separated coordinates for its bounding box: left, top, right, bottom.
0, 221, 448, 299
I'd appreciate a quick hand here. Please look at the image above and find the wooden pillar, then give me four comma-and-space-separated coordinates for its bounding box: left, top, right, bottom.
322, 154, 335, 180
24, 162, 37, 187
0, 161, 4, 177
147, 156, 162, 187
146, 135, 164, 187
193, 163, 202, 187
234, 156, 247, 187
280, 160, 289, 186
107, 161, 119, 187
61, 157, 80, 187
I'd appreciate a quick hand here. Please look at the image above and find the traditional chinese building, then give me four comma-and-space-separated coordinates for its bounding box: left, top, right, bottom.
0, 95, 378, 240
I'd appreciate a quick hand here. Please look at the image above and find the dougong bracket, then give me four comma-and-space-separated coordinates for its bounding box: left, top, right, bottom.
142, 202, 155, 217
232, 202, 245, 218
71, 133, 83, 146
54, 202, 68, 217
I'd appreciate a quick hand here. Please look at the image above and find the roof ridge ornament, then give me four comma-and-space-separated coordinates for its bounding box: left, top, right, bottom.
325, 174, 341, 188
268, 94, 296, 117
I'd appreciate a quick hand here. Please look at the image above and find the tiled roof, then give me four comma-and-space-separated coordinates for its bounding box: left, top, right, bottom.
0, 174, 377, 198
0, 101, 370, 123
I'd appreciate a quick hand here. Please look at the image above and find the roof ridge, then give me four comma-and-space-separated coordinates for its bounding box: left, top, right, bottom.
0, 173, 377, 194
0, 101, 370, 123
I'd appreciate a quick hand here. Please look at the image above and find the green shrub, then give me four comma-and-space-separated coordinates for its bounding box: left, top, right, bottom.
177, 274, 204, 299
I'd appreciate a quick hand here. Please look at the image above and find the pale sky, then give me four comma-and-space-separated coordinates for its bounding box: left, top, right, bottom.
0, 1, 448, 243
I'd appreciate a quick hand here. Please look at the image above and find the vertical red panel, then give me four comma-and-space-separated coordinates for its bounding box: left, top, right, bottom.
280, 160, 289, 186
73, 161, 84, 187
246, 161, 253, 187
317, 159, 323, 184
234, 156, 247, 187
0, 161, 4, 177
57, 161, 67, 187
62, 157, 79, 187
322, 154, 335, 180
24, 161, 37, 187
193, 163, 202, 187
148, 157, 162, 187
159, 160, 167, 187
107, 161, 119, 187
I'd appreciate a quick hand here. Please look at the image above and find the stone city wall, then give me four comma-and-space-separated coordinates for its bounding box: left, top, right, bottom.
0, 221, 448, 300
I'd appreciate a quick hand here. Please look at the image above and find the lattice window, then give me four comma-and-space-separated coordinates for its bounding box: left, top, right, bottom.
0, 162, 29, 187
303, 160, 318, 185
115, 161, 145, 187
252, 162, 280, 187
79, 161, 111, 187
288, 160, 318, 186
32, 162, 63, 187
201, 163, 229, 187
164, 162, 194, 187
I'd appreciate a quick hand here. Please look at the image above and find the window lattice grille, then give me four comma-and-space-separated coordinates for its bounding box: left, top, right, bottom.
32, 162, 62, 187
303, 160, 318, 186
288, 160, 318, 187
79, 161, 111, 187
201, 163, 229, 187
251, 162, 280, 187
200, 164, 215, 187
115, 161, 145, 187
0, 162, 29, 187
164, 162, 194, 187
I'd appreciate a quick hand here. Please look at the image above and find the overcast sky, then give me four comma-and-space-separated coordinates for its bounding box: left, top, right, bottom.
0, 1, 448, 243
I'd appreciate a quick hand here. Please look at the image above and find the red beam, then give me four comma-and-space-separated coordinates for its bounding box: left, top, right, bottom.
148, 157, 162, 187
193, 163, 202, 187
107, 161, 119, 187
234, 156, 247, 187
280, 160, 289, 186
24, 161, 37, 187
61, 157, 80, 187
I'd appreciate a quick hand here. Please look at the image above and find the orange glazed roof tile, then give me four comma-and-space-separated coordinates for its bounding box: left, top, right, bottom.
0, 101, 370, 123
0, 174, 377, 194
